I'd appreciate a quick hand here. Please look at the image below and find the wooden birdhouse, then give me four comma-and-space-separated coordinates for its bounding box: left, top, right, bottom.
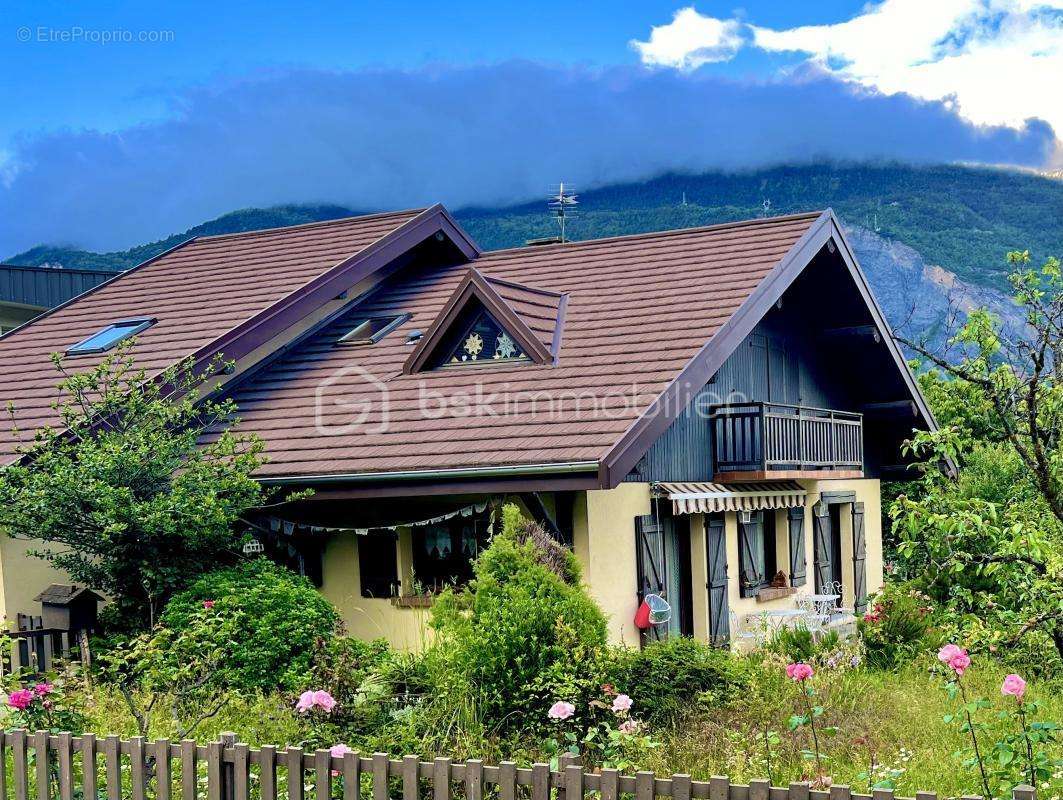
33, 584, 103, 632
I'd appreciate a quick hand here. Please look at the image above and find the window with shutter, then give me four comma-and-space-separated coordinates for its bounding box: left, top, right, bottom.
737, 513, 765, 597
788, 506, 807, 587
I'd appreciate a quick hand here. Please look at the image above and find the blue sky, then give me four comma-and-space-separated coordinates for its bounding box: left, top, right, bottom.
0, 0, 1060, 255
1, 0, 857, 141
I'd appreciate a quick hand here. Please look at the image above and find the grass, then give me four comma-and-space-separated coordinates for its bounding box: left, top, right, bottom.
68, 660, 1063, 799
651, 661, 1063, 798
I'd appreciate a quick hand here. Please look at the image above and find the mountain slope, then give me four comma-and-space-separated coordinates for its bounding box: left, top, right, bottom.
5, 163, 1059, 350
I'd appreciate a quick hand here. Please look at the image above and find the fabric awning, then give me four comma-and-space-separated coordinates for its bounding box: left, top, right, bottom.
655, 481, 807, 515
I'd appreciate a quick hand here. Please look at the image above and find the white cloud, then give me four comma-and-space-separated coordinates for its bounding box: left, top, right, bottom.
631, 7, 745, 69
632, 1, 1063, 147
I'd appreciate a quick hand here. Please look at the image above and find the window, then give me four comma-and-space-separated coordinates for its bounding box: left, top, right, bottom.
442, 309, 527, 366
66, 318, 155, 355
738, 510, 779, 596
358, 530, 399, 598
412, 514, 491, 591
338, 313, 409, 345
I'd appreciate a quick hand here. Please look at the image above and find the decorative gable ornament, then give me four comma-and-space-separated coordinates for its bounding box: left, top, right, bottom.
403, 267, 560, 373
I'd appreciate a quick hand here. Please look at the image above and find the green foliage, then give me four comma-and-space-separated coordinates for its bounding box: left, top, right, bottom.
0, 343, 276, 627
892, 250, 1063, 673
161, 559, 340, 692
429, 504, 607, 736
765, 626, 840, 666
858, 584, 939, 671
607, 637, 748, 726
1, 667, 87, 734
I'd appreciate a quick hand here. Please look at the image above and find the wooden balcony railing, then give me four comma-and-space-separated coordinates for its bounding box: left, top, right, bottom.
710, 402, 863, 476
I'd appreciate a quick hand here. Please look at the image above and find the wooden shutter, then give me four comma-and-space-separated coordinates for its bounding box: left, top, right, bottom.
737, 512, 764, 598
635, 514, 666, 643
812, 502, 832, 594
705, 514, 730, 646
788, 506, 807, 587
851, 502, 868, 613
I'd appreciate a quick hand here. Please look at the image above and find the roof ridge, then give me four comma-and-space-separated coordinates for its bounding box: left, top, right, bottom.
196, 208, 428, 242
481, 210, 825, 256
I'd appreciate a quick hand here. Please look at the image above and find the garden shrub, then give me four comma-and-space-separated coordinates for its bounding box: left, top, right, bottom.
606, 636, 748, 726
160, 558, 340, 691
765, 625, 840, 664
429, 504, 607, 737
858, 583, 938, 670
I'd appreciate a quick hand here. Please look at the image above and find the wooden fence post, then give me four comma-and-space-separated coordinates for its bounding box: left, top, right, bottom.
1012, 786, 1036, 800
564, 764, 583, 800
220, 733, 237, 800
33, 730, 48, 800
287, 746, 305, 800
433, 758, 451, 800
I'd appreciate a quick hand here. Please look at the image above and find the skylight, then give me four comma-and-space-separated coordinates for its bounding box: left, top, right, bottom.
338, 313, 409, 345
66, 318, 156, 356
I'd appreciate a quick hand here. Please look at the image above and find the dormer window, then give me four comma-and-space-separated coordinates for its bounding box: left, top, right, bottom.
444, 309, 528, 365
338, 313, 409, 345
65, 317, 156, 356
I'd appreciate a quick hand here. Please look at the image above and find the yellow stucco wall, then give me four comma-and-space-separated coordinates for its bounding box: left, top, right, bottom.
0, 536, 73, 625
319, 529, 435, 650
573, 482, 651, 646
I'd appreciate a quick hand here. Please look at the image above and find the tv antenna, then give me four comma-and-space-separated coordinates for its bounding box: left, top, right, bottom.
549, 182, 579, 243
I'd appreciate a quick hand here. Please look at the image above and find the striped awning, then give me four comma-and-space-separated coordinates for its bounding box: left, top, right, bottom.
655, 481, 807, 515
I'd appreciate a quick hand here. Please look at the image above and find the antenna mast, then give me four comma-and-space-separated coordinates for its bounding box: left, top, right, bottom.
549, 182, 579, 243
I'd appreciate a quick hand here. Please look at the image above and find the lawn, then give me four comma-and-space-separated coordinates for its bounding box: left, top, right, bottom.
68, 658, 1062, 799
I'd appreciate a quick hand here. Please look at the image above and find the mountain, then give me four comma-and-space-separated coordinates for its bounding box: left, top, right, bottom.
6, 163, 1060, 349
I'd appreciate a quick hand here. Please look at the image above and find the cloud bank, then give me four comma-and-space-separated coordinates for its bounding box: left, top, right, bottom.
0, 62, 1054, 256
632, 1, 1063, 138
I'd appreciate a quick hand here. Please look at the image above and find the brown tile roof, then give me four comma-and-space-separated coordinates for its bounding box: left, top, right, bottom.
483, 275, 566, 357
0, 209, 427, 465
222, 211, 823, 479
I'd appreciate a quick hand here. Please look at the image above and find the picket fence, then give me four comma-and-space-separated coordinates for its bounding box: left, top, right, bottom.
0, 730, 1036, 800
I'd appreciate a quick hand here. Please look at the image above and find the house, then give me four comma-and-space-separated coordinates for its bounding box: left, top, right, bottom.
0, 264, 118, 334
0, 206, 935, 647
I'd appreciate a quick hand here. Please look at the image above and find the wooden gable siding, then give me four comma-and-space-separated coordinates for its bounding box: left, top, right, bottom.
625, 304, 854, 482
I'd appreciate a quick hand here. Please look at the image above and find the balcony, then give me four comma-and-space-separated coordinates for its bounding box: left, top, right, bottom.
710, 402, 864, 481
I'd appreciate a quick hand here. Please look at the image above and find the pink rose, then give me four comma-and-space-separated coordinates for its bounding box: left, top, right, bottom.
949, 651, 971, 676
295, 690, 315, 713
786, 662, 814, 681
33, 683, 53, 697
7, 689, 34, 710
1001, 674, 1026, 701
548, 701, 575, 721
202, 600, 215, 610
937, 644, 963, 664
611, 694, 633, 713
312, 690, 336, 713
327, 743, 352, 773
618, 719, 640, 735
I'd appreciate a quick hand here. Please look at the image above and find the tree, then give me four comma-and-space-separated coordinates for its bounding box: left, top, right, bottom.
0, 341, 277, 628
894, 251, 1063, 664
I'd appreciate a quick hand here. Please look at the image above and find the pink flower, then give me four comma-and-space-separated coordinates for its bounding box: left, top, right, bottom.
618, 719, 641, 735
548, 701, 575, 721
202, 600, 215, 610
327, 743, 352, 773
938, 644, 971, 676
611, 694, 633, 713
33, 683, 53, 697
7, 689, 33, 710
1001, 674, 1027, 701
312, 690, 336, 713
786, 662, 814, 681
295, 690, 316, 713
